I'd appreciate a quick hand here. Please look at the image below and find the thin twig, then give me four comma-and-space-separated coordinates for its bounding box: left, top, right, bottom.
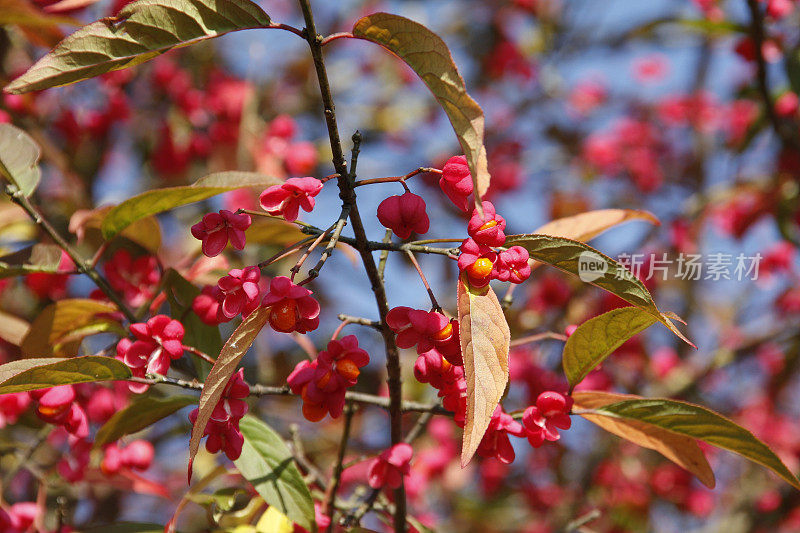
746, 0, 800, 150
131, 374, 451, 414
258, 235, 318, 269
324, 403, 356, 531
320, 32, 354, 46
4, 185, 137, 323
297, 1, 408, 528
298, 206, 350, 285
510, 331, 568, 347
290, 227, 333, 281
405, 250, 441, 312
336, 314, 381, 330
354, 167, 441, 188
182, 345, 216, 365
378, 230, 392, 283
266, 22, 306, 38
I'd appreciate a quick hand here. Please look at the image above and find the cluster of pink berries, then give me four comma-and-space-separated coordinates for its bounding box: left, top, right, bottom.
0, 382, 155, 486
287, 335, 370, 422
189, 369, 250, 461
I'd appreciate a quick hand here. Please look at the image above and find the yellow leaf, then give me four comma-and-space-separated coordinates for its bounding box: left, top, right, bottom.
353, 13, 490, 205
573, 391, 715, 488
457, 275, 509, 467
255, 507, 294, 533
21, 299, 120, 357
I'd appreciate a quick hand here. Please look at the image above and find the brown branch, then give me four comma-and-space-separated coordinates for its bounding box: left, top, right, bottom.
296, 2, 408, 528
131, 374, 451, 415
323, 403, 356, 531
746, 0, 800, 151
4, 185, 137, 323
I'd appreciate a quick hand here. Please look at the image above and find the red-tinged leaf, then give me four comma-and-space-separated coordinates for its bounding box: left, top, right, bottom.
562, 307, 657, 389
187, 307, 269, 482
573, 391, 715, 488
21, 299, 121, 357
457, 275, 510, 467
101, 171, 281, 241
534, 209, 660, 242
352, 13, 490, 206
0, 356, 131, 394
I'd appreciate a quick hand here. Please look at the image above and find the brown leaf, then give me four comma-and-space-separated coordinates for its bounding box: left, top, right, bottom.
573, 391, 715, 488
352, 13, 490, 204
187, 307, 269, 481
534, 209, 660, 242
457, 275, 510, 467
0, 310, 30, 346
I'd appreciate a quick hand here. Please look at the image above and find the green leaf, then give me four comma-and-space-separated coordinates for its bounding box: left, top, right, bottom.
4, 0, 271, 94
0, 124, 41, 197
595, 398, 800, 490
163, 268, 221, 377
95, 394, 197, 447
234, 415, 315, 530
0, 356, 131, 394
562, 307, 657, 389
353, 13, 490, 204
0, 243, 62, 278
101, 171, 281, 240
505, 234, 692, 346
188, 306, 268, 480
21, 299, 121, 357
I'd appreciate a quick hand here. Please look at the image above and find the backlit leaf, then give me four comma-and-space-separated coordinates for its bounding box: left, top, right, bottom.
457, 275, 510, 467
5, 0, 271, 94
0, 243, 62, 278
594, 397, 800, 490
188, 307, 268, 481
0, 356, 131, 394
0, 123, 41, 197
563, 307, 657, 389
101, 171, 281, 240
21, 299, 121, 357
70, 205, 161, 253
0, 310, 30, 346
505, 234, 692, 346
533, 209, 659, 242
234, 415, 315, 530
573, 391, 715, 488
353, 13, 490, 204
95, 394, 197, 447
